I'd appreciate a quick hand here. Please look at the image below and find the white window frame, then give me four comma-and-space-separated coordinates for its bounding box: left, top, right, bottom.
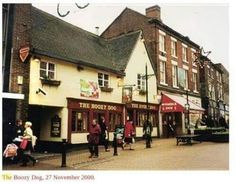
39, 61, 56, 80
192, 72, 198, 92
160, 60, 167, 85
172, 65, 178, 88
184, 69, 188, 90
137, 74, 146, 91
171, 40, 177, 58
98, 72, 109, 87
159, 34, 166, 53
182, 45, 188, 63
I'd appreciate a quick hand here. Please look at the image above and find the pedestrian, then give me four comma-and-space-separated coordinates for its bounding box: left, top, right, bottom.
88, 119, 101, 158
167, 116, 174, 138
12, 119, 24, 163
123, 118, 135, 150
98, 116, 110, 152
20, 121, 38, 166
143, 119, 153, 148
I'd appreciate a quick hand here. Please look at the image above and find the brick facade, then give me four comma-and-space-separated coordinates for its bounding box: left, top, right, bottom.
9, 4, 31, 121
102, 7, 200, 97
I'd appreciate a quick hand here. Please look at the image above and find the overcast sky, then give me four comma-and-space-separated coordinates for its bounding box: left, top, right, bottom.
33, 3, 229, 70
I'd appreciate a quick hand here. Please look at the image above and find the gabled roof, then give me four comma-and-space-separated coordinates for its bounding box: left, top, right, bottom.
31, 6, 141, 76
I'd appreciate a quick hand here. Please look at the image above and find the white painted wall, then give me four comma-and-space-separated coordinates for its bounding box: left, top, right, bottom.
29, 57, 123, 107
124, 38, 158, 104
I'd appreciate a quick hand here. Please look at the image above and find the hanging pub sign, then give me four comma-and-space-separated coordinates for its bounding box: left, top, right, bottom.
51, 115, 61, 137
19, 46, 30, 62
122, 87, 132, 103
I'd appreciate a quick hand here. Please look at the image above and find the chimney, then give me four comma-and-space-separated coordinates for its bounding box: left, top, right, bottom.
146, 5, 161, 21
95, 26, 99, 35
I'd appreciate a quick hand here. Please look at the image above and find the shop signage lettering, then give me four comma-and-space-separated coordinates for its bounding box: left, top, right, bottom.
161, 102, 177, 111
79, 102, 117, 111
129, 103, 158, 110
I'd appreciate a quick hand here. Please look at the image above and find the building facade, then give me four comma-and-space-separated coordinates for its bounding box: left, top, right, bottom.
2, 4, 158, 150
102, 5, 204, 137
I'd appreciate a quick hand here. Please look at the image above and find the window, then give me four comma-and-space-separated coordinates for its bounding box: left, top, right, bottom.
217, 84, 223, 100
184, 70, 188, 89
172, 65, 178, 87
171, 40, 177, 57
182, 46, 188, 62
137, 74, 146, 90
159, 34, 166, 52
98, 73, 109, 87
40, 61, 56, 79
136, 111, 157, 127
160, 61, 166, 84
71, 111, 89, 132
193, 72, 197, 91
109, 113, 122, 131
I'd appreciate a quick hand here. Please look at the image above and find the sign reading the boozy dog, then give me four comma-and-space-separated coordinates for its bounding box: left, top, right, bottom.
51, 115, 61, 137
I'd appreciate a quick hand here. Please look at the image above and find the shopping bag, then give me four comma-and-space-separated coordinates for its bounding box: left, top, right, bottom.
20, 139, 28, 150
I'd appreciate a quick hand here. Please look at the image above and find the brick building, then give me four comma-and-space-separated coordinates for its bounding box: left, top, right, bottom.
200, 61, 229, 126
102, 5, 204, 137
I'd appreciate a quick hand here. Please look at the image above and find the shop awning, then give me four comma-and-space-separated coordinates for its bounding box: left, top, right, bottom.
160, 93, 204, 113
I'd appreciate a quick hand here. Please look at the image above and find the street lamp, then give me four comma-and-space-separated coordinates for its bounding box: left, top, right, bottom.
143, 64, 155, 148
184, 90, 191, 134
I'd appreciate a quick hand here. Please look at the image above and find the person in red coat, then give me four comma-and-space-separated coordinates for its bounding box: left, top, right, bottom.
123, 118, 135, 150
88, 119, 101, 158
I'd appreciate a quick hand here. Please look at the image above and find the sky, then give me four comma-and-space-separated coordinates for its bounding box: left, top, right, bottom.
33, 3, 229, 70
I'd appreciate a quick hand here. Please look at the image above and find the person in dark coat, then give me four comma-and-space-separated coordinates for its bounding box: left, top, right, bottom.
13, 119, 24, 139
123, 119, 135, 150
143, 120, 153, 148
98, 116, 110, 152
88, 119, 101, 158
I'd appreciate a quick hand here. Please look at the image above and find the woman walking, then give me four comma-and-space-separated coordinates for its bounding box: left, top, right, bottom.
20, 121, 37, 166
123, 118, 135, 150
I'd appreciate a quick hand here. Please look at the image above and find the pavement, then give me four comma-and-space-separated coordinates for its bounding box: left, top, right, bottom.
2, 138, 229, 170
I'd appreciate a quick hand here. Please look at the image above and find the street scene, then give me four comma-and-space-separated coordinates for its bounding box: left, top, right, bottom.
3, 139, 229, 170
2, 2, 229, 175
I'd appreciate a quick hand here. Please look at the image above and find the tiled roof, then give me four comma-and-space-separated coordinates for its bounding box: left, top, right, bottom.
31, 6, 140, 76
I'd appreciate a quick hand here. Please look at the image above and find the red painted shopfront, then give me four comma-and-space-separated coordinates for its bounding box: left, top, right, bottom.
67, 98, 124, 143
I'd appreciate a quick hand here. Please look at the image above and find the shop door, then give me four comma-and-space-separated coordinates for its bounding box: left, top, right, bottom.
93, 112, 106, 126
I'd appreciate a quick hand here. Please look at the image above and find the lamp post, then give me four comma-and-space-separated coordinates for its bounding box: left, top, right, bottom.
185, 90, 190, 134
143, 64, 155, 148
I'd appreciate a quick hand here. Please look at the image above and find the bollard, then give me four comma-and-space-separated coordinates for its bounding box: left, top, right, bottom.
113, 133, 118, 156
61, 139, 67, 167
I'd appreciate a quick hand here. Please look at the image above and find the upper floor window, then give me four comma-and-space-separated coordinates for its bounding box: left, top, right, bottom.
137, 74, 146, 90
171, 40, 177, 57
98, 73, 109, 87
184, 69, 188, 89
159, 34, 166, 52
40, 61, 56, 79
182, 45, 188, 62
172, 65, 178, 87
160, 60, 166, 84
193, 72, 198, 92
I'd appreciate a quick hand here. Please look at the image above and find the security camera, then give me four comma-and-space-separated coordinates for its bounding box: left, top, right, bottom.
36, 88, 46, 95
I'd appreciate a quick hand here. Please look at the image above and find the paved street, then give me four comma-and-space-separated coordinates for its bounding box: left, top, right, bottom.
3, 138, 229, 170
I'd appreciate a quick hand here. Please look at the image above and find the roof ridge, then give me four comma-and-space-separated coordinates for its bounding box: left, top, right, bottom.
106, 30, 141, 41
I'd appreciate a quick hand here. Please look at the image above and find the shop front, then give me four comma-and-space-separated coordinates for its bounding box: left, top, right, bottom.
67, 98, 124, 144
125, 101, 159, 138
160, 93, 204, 138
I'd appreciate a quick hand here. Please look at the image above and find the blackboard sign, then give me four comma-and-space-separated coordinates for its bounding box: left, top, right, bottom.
51, 115, 61, 137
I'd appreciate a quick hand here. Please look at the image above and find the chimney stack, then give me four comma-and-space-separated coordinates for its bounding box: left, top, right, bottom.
146, 5, 161, 21
95, 26, 99, 35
